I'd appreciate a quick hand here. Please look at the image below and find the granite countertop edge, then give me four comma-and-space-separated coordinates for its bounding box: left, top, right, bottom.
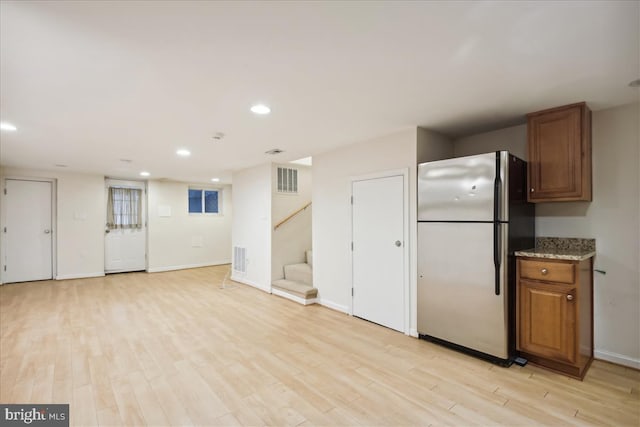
514, 249, 596, 261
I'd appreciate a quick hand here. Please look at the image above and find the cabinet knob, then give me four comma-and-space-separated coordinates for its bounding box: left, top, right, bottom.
566, 294, 574, 301
541, 268, 548, 275
530, 188, 535, 192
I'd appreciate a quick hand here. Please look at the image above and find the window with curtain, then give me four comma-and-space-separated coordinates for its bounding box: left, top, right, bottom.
107, 187, 142, 229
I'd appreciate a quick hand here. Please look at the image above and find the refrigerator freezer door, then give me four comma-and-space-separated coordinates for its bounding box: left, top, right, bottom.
417, 222, 509, 359
418, 152, 508, 222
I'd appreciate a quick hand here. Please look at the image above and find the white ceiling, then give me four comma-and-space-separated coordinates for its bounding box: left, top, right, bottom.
1, 1, 638, 184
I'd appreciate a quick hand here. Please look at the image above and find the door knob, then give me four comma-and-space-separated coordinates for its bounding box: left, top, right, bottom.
44, 229, 50, 234
566, 294, 574, 301
395, 240, 402, 247
541, 268, 548, 275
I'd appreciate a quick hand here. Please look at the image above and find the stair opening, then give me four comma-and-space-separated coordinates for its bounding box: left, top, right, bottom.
271, 161, 314, 305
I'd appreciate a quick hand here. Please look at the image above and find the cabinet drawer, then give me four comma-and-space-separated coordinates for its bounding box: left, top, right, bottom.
520, 259, 575, 284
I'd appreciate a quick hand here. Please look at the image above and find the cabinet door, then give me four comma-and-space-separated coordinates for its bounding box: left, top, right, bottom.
527, 104, 589, 202
518, 280, 576, 363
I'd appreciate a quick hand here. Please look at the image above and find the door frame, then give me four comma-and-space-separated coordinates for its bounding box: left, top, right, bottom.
0, 176, 57, 284
104, 178, 148, 273
350, 168, 410, 334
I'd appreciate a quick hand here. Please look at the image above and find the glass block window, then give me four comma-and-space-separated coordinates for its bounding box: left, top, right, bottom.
277, 167, 298, 193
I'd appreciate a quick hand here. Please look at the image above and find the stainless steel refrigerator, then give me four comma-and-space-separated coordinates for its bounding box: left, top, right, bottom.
417, 151, 534, 365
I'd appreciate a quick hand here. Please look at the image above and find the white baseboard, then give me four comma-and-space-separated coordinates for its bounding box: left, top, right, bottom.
230, 275, 270, 293
147, 260, 230, 273
318, 298, 348, 314
595, 349, 640, 370
271, 288, 317, 305
56, 272, 105, 281
409, 328, 419, 338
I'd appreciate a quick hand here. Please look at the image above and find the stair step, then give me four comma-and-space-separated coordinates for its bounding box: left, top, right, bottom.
272, 279, 318, 299
284, 263, 313, 286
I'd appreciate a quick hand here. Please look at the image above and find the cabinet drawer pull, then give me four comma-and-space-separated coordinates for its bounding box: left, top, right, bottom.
541, 268, 548, 275
566, 294, 574, 301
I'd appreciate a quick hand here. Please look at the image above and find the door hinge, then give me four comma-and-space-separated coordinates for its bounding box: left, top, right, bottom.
3, 227, 6, 233
3, 265, 6, 272
351, 288, 354, 296
3, 188, 6, 195
351, 242, 353, 251
350, 196, 353, 204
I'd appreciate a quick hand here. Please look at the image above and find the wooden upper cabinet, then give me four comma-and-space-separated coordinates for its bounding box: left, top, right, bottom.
527, 102, 592, 202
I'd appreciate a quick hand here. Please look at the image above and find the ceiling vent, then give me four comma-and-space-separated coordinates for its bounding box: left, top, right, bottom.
265, 148, 284, 155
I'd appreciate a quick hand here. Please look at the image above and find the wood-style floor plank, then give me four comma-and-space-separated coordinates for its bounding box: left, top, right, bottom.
1, 265, 639, 426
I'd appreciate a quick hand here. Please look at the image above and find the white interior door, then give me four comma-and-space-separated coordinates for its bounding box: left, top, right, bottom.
352, 174, 406, 332
4, 179, 53, 283
104, 179, 147, 273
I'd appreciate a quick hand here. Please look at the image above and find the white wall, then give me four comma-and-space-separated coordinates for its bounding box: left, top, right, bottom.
313, 128, 418, 329
417, 127, 454, 163
535, 103, 640, 368
147, 181, 232, 272
231, 163, 272, 292
272, 164, 312, 281
0, 168, 105, 281
453, 124, 527, 160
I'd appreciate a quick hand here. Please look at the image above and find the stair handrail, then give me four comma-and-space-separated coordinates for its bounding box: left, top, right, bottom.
274, 202, 312, 231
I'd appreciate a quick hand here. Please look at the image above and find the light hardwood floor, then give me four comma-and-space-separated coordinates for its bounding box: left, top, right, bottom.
1, 265, 638, 426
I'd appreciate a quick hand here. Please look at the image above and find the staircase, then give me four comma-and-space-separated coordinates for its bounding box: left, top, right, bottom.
272, 250, 318, 305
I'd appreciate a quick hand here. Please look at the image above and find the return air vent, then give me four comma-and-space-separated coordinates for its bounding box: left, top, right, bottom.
233, 246, 247, 273
277, 167, 298, 193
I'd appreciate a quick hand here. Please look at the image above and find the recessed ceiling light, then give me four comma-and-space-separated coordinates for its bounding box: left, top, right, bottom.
0, 122, 17, 131
176, 149, 191, 157
140, 171, 150, 177
211, 178, 220, 182
629, 79, 640, 87
250, 104, 271, 115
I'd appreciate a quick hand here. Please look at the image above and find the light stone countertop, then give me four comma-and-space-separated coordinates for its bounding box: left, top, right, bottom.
514, 248, 596, 261
514, 237, 596, 261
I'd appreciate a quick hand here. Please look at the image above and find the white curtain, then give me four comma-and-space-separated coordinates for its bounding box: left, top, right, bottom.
107, 187, 142, 229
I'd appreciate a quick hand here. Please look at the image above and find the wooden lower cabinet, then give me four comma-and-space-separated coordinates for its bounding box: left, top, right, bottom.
516, 257, 593, 379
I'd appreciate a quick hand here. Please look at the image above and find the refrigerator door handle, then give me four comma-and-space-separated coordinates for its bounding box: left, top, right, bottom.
493, 151, 502, 296
493, 222, 501, 295
493, 151, 502, 222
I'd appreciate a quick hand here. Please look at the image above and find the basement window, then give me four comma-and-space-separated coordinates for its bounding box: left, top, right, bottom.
189, 188, 220, 214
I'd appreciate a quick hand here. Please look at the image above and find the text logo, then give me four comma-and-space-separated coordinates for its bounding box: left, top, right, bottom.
0, 405, 69, 427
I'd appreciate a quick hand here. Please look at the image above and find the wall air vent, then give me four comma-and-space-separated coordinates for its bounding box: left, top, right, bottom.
233, 246, 247, 273
277, 167, 298, 193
